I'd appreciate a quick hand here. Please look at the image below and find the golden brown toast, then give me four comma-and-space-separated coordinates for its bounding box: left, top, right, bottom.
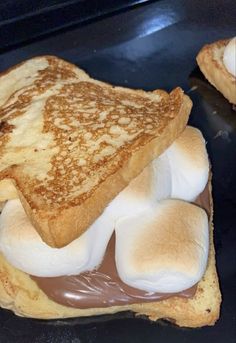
0, 182, 221, 327
0, 56, 192, 247
197, 38, 236, 104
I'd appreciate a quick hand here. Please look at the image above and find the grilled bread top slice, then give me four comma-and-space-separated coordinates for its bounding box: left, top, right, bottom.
197, 38, 236, 104
0, 56, 192, 247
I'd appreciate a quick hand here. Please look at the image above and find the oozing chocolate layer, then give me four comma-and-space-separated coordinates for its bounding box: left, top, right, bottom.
32, 185, 210, 309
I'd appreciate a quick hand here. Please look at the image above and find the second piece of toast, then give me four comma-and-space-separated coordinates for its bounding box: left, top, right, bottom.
197, 38, 236, 104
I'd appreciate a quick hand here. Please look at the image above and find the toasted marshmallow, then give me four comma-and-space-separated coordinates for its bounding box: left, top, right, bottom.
164, 126, 209, 201
107, 126, 209, 214
115, 200, 209, 293
223, 37, 236, 77
105, 162, 157, 219
0, 199, 114, 277
105, 138, 173, 219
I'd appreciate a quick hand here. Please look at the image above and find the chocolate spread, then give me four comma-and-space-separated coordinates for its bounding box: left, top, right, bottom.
32, 185, 210, 308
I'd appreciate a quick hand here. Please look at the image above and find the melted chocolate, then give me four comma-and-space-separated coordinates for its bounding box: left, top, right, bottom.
32, 184, 210, 309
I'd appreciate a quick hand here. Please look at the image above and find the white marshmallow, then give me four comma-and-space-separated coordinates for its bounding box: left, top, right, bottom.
107, 126, 209, 211
105, 161, 157, 220
223, 37, 236, 77
151, 152, 172, 201
104, 137, 172, 219
115, 200, 209, 293
0, 199, 114, 277
164, 126, 209, 201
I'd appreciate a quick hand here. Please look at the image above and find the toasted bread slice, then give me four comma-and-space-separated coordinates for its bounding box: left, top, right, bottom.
0, 56, 192, 247
197, 38, 236, 104
0, 181, 221, 327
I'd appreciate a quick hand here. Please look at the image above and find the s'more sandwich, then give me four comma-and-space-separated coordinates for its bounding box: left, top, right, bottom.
0, 56, 221, 327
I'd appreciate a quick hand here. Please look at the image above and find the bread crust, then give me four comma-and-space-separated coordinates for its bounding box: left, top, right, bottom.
0, 56, 192, 247
0, 182, 221, 327
197, 38, 236, 104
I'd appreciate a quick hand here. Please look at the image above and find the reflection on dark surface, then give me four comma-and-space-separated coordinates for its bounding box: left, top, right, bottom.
189, 67, 236, 129
137, 10, 181, 37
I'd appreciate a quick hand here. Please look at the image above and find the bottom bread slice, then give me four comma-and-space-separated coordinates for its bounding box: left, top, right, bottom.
0, 185, 221, 328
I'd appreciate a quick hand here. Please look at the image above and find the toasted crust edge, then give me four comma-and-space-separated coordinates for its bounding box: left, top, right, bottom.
0, 181, 221, 327
196, 38, 236, 104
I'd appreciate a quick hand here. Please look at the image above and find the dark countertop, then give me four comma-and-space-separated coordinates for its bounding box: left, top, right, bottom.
0, 0, 236, 342
0, 0, 151, 52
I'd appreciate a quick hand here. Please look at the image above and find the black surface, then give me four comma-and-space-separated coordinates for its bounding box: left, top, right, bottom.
0, 0, 74, 20
0, 0, 236, 342
0, 0, 151, 52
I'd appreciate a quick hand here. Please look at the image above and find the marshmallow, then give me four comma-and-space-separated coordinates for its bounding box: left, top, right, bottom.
107, 126, 209, 216
223, 37, 236, 77
105, 161, 157, 220
115, 200, 209, 293
164, 126, 209, 201
0, 199, 114, 277
151, 152, 172, 201
104, 136, 173, 219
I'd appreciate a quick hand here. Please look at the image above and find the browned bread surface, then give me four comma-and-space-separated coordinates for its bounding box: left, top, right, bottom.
0, 56, 192, 247
197, 38, 236, 104
0, 182, 221, 327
